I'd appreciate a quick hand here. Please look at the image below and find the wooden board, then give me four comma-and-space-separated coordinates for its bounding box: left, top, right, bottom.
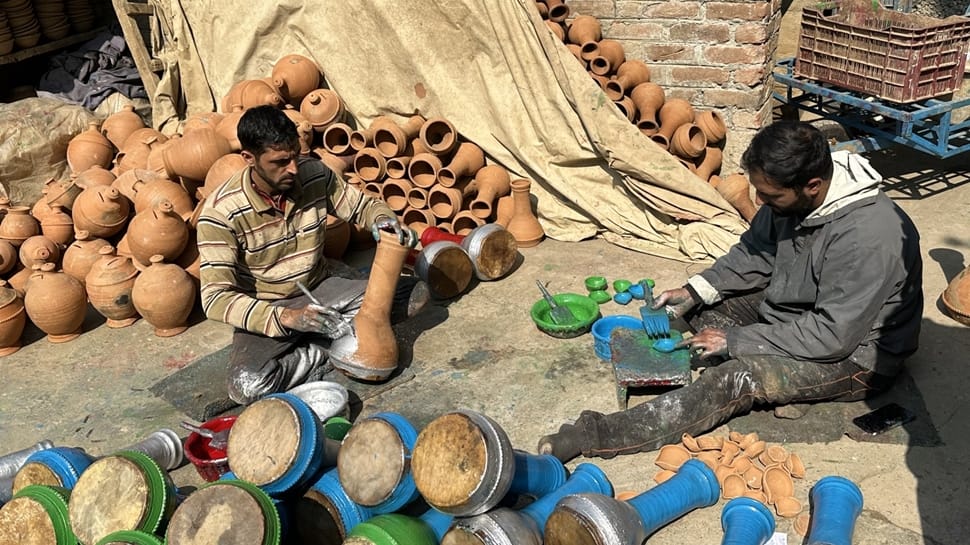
411, 413, 487, 509
165, 484, 266, 545
0, 497, 58, 545
337, 419, 405, 505
108, 0, 160, 98
227, 397, 300, 486
69, 457, 150, 545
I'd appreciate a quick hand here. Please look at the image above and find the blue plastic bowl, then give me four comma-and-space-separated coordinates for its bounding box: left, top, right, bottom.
591, 315, 643, 361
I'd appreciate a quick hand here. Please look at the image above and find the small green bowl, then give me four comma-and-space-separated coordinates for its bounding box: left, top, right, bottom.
530, 293, 602, 339
584, 276, 608, 292
613, 279, 633, 293
588, 290, 612, 305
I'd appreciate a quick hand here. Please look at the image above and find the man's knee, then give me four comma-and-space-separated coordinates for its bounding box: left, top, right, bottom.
227, 363, 280, 405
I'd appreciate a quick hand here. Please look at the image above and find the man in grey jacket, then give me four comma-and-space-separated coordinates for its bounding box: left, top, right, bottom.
538, 121, 923, 462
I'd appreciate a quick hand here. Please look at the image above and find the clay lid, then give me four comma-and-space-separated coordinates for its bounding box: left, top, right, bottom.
0, 280, 18, 306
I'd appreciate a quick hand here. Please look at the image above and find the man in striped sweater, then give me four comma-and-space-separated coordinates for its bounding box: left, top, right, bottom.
197, 106, 429, 405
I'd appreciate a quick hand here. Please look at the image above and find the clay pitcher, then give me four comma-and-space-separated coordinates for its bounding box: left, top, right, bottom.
160, 127, 232, 183
40, 204, 75, 245
468, 165, 511, 219
272, 54, 322, 105
0, 279, 26, 356
132, 255, 197, 337
101, 105, 145, 150
322, 123, 355, 156
631, 82, 665, 135
18, 236, 60, 270
408, 153, 444, 189
86, 245, 140, 327
74, 165, 117, 188
67, 121, 114, 174
717, 174, 759, 222
438, 142, 485, 188
590, 39, 625, 77
200, 153, 247, 200
72, 185, 132, 239
419, 118, 459, 156
329, 231, 408, 381
694, 147, 723, 181
374, 115, 426, 158
62, 230, 112, 286
24, 262, 87, 342
669, 124, 708, 160
354, 148, 388, 183
566, 15, 601, 47
301, 89, 345, 133
505, 179, 544, 248
694, 110, 727, 146
127, 200, 190, 268
0, 206, 41, 247
216, 106, 245, 152
606, 60, 651, 101
0, 239, 17, 275
653, 98, 695, 149
239, 78, 284, 109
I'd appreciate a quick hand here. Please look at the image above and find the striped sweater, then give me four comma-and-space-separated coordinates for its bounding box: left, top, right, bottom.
196, 157, 392, 337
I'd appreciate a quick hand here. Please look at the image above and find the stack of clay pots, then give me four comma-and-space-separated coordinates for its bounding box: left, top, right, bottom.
541, 1, 760, 222
654, 430, 811, 536
1, 0, 41, 51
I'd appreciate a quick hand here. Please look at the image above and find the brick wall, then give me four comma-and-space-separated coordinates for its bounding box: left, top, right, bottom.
566, 0, 782, 170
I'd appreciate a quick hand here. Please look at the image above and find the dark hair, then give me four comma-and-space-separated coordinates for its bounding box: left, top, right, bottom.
237, 105, 300, 156
741, 121, 833, 189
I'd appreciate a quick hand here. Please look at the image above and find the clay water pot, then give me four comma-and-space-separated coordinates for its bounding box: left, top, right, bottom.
24, 262, 87, 342
62, 230, 112, 286
39, 205, 74, 245
113, 168, 164, 202
67, 121, 114, 174
86, 245, 140, 327
451, 210, 484, 235
428, 186, 464, 221
469, 165, 511, 219
606, 60, 650, 101
200, 153, 247, 199
381, 178, 412, 213
408, 153, 443, 189
72, 185, 132, 238
132, 178, 194, 218
505, 179, 544, 248
101, 105, 145, 150
7, 264, 35, 296
323, 215, 351, 260
328, 231, 408, 381
18, 236, 60, 269
386, 156, 412, 179
590, 39, 625, 77
653, 98, 695, 149
544, 0, 570, 22
45, 178, 83, 211
0, 239, 17, 275
215, 106, 245, 151
566, 15, 601, 47
272, 54, 322, 105
566, 43, 584, 63
182, 111, 225, 134
220, 80, 247, 113
0, 206, 41, 247
301, 89, 345, 132
354, 148, 388, 183
403, 207, 436, 228
322, 123, 355, 156
406, 186, 430, 209
174, 228, 201, 281
122, 127, 169, 153
238, 79, 284, 109
545, 20, 565, 41
132, 255, 197, 337
615, 95, 637, 122
494, 195, 514, 226
116, 132, 164, 174
283, 106, 314, 155
161, 127, 233, 183
127, 200, 190, 268
717, 174, 758, 222
694, 146, 723, 181
439, 142, 485, 188
694, 110, 727, 146
419, 117, 459, 156
669, 123, 708, 160
654, 444, 691, 471
374, 115, 426, 158
942, 265, 970, 326
74, 165, 117, 188
0, 280, 26, 356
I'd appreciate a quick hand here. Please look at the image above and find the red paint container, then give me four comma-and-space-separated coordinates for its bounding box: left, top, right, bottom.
183, 416, 236, 482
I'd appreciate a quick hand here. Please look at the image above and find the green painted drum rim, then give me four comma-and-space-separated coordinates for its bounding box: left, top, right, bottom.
114, 451, 176, 535
347, 513, 438, 545
95, 529, 165, 545
204, 479, 282, 545
13, 484, 75, 545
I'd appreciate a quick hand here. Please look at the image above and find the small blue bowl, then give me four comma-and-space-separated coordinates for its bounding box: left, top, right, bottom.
613, 292, 633, 305
628, 283, 645, 300
591, 315, 643, 361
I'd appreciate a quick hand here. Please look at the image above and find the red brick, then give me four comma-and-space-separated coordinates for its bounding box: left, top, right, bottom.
703, 44, 769, 65
703, 88, 766, 109
639, 43, 697, 63
734, 66, 766, 86
671, 66, 731, 85
735, 22, 768, 44
608, 21, 666, 39
706, 2, 770, 21
644, 1, 701, 18
669, 22, 730, 43
565, 0, 616, 19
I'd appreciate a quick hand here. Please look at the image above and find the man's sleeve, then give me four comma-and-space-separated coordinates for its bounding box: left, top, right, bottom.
318, 162, 394, 229
196, 211, 289, 337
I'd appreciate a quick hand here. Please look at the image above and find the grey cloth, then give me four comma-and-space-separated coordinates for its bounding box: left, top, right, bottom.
691, 152, 922, 375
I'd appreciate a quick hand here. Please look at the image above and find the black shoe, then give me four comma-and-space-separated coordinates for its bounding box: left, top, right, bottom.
536, 423, 585, 463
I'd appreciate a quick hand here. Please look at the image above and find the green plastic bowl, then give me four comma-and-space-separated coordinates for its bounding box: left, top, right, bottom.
530, 293, 602, 338
584, 276, 608, 292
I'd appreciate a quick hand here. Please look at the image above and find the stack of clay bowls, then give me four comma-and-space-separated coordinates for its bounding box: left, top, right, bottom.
0, 10, 14, 54
2, 0, 41, 49
34, 0, 68, 41
64, 0, 94, 31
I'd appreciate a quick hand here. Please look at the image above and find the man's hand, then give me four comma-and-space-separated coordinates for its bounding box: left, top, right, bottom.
676, 327, 728, 360
653, 287, 699, 320
372, 216, 418, 248
279, 304, 352, 338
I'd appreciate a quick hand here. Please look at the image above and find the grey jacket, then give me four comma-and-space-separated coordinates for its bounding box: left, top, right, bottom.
687, 152, 922, 375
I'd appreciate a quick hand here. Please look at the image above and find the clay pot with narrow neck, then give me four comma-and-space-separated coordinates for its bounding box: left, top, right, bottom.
239, 79, 283, 109
694, 147, 723, 181
468, 165, 511, 219
545, 20, 565, 41
183, 111, 225, 134
215, 106, 245, 152
160, 127, 232, 183
74, 165, 117, 188
566, 43, 584, 63
717, 174, 759, 222
101, 105, 146, 150
62, 230, 112, 286
669, 123, 708, 160
0, 280, 26, 356
567, 15, 601, 47
653, 98, 695, 150
317, 149, 356, 178
67, 121, 114, 174
329, 231, 408, 381
122, 127, 169, 153
18, 236, 60, 269
403, 207, 436, 229
45, 178, 83, 211
504, 179, 544, 248
132, 178, 194, 217
631, 82, 665, 135
386, 156, 412, 180
615, 95, 637, 122
200, 153, 247, 200
494, 195, 514, 226
0, 206, 41, 247
354, 148, 388, 183
439, 142, 485, 188
408, 154, 443, 189
545, 0, 570, 22
589, 72, 609, 90
381, 178, 413, 213
428, 186, 464, 221
132, 254, 197, 337
606, 60, 651, 101
73, 185, 132, 238
323, 123, 355, 156
25, 262, 87, 342
694, 110, 727, 146
419, 118, 459, 156
174, 228, 200, 282
323, 215, 351, 260
301, 89, 345, 133
272, 54, 322, 105
374, 115, 426, 158
86, 245, 140, 327
127, 200, 190, 269
0, 239, 17, 275
7, 264, 35, 296
220, 80, 247, 113
40, 205, 74, 245
590, 39, 625, 77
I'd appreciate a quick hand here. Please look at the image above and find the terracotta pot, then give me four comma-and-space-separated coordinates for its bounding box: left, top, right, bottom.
363, 181, 382, 199
67, 121, 114, 174
410, 136, 430, 157
653, 98, 695, 149
301, 89, 345, 133
354, 148, 387, 183
73, 185, 131, 239
317, 150, 356, 178
419, 118, 459, 156
408, 153, 443, 189
694, 110, 727, 146
439, 142, 485, 188
183, 111, 225, 134
451, 210, 484, 236
402, 207, 436, 228
7, 265, 35, 296
505, 179, 544, 247
589, 72, 610, 91
565, 43, 584, 63
161, 127, 232, 183
385, 156, 411, 180
200, 153, 247, 200
615, 95, 637, 122
272, 54, 322, 105
116, 133, 163, 174
220, 80, 248, 113
469, 165, 511, 219
132, 255, 197, 337
406, 187, 430, 210
101, 105, 145, 150
590, 39, 625, 77
322, 123, 355, 156
62, 230, 112, 286
717, 174, 759, 222
239, 79, 283, 109
283, 106, 314, 155
428, 186, 464, 221
127, 200, 190, 268
0, 240, 17, 275
942, 264, 970, 326
122, 127, 169, 153
328, 231, 408, 381
132, 178, 194, 218
545, 0, 570, 22
0, 206, 41, 247
545, 20, 565, 41
215, 106, 245, 152
18, 236, 60, 269
655, 444, 691, 471
670, 124, 708, 160
45, 178, 83, 211
74, 165, 117, 188
40, 205, 74, 245
24, 262, 87, 342
350, 126, 375, 152
494, 195, 514, 227
323, 215, 351, 260
174, 228, 200, 281
694, 147, 723, 181
566, 15, 601, 47
374, 115, 426, 158
86, 245, 140, 328
631, 82, 665, 135
535, 1, 548, 18
381, 178, 413, 213
606, 60, 651, 101
113, 168, 163, 202
0, 280, 26, 356
146, 138, 179, 177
